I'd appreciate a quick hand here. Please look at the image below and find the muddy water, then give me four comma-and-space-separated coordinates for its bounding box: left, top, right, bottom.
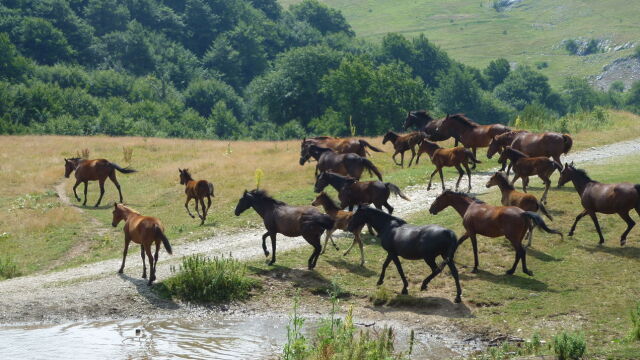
0, 315, 480, 359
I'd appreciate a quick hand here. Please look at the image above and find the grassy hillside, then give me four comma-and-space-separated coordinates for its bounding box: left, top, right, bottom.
280, 0, 640, 87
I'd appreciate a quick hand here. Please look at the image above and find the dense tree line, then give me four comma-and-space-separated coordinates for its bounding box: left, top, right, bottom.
0, 0, 638, 139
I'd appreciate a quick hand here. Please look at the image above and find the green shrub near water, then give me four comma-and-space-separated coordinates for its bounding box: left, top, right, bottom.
162, 254, 258, 303
553, 331, 587, 360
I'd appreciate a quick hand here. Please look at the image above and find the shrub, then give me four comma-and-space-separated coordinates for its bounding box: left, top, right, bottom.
629, 302, 640, 341
565, 39, 579, 55
162, 254, 258, 303
0, 257, 21, 280
553, 331, 586, 360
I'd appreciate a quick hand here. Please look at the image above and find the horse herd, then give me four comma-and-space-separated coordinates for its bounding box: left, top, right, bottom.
62, 111, 640, 303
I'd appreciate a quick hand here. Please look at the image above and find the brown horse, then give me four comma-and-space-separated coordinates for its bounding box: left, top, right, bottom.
498, 147, 562, 203
429, 191, 562, 275
179, 169, 215, 225
487, 131, 573, 174
300, 145, 383, 180
404, 110, 459, 145
301, 136, 384, 158
416, 140, 481, 192
558, 163, 640, 246
65, 158, 136, 207
312, 192, 365, 266
436, 114, 510, 169
485, 130, 529, 172
486, 171, 553, 247
112, 203, 173, 285
235, 189, 334, 269
382, 131, 426, 167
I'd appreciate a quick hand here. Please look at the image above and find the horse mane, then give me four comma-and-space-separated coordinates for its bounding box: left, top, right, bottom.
250, 189, 286, 206
412, 110, 434, 120
494, 172, 514, 190
504, 146, 528, 159
447, 114, 478, 129
119, 204, 141, 215
444, 190, 485, 204
572, 167, 597, 183
318, 192, 341, 211
309, 144, 333, 153
181, 169, 194, 181
364, 206, 407, 225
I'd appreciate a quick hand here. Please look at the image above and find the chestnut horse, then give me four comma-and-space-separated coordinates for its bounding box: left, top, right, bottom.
179, 168, 214, 225
234, 189, 334, 269
416, 140, 481, 192
301, 136, 384, 158
404, 110, 459, 145
312, 192, 365, 266
300, 145, 383, 180
429, 191, 562, 276
487, 131, 573, 174
486, 171, 553, 247
558, 163, 640, 246
112, 203, 173, 286
64, 158, 136, 207
498, 147, 562, 203
382, 131, 426, 168
436, 114, 510, 169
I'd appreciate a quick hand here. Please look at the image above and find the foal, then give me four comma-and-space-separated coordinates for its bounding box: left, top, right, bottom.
498, 147, 562, 203
382, 131, 426, 167
112, 203, 173, 285
312, 192, 365, 266
416, 140, 481, 192
64, 158, 136, 207
179, 168, 215, 225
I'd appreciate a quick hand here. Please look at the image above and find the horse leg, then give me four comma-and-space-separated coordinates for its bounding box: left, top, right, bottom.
470, 234, 480, 273
194, 198, 202, 220
207, 195, 212, 215
517, 241, 533, 276
448, 261, 462, 303
454, 164, 464, 191
94, 178, 105, 207
420, 257, 441, 291
407, 148, 416, 168
439, 168, 446, 192
140, 245, 147, 279
400, 151, 405, 168
506, 163, 512, 178
377, 254, 393, 286
427, 168, 438, 191
392, 151, 400, 166
145, 244, 155, 285
308, 236, 322, 270
154, 241, 160, 267
356, 231, 364, 266
73, 180, 81, 201
505, 241, 523, 276
261, 232, 270, 257
521, 176, 529, 193
510, 174, 520, 188
184, 197, 195, 218
471, 148, 477, 170
540, 177, 551, 204
568, 210, 587, 236
321, 229, 336, 254
588, 212, 606, 245
269, 233, 277, 265
464, 162, 472, 192
199, 198, 207, 225
619, 211, 635, 246
415, 149, 422, 165
82, 181, 88, 206
107, 172, 123, 203
118, 237, 130, 274
391, 255, 409, 295
383, 201, 394, 214
526, 222, 534, 248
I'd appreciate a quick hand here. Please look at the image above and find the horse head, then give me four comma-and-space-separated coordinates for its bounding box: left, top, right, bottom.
64, 158, 77, 178
429, 190, 453, 215
234, 190, 254, 216
557, 162, 575, 188
112, 203, 125, 227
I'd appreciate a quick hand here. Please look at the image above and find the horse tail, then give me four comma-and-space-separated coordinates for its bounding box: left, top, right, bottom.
522, 211, 563, 240
634, 185, 640, 210
362, 158, 383, 181
208, 182, 215, 197
562, 134, 573, 154
538, 201, 553, 221
109, 162, 136, 174
437, 230, 459, 271
463, 148, 481, 164
386, 182, 410, 201
359, 139, 384, 154
154, 224, 173, 255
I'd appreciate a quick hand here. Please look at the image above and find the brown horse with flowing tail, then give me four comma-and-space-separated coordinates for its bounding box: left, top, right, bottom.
382, 131, 426, 168
301, 136, 384, 158
416, 140, 481, 192
64, 158, 136, 207
430, 191, 562, 276
404, 110, 459, 145
179, 169, 214, 225
558, 163, 640, 246
235, 189, 334, 269
498, 147, 562, 203
300, 145, 383, 180
487, 131, 572, 174
112, 204, 172, 285
436, 114, 510, 169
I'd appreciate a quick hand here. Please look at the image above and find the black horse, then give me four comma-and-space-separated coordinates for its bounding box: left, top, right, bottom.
235, 189, 334, 269
347, 207, 462, 303
300, 145, 383, 180
404, 110, 459, 145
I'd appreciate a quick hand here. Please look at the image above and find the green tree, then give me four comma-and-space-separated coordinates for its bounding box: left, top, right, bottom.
493, 65, 553, 111
484, 58, 510, 89
249, 0, 282, 20
0, 33, 31, 82
83, 0, 130, 36
184, 78, 245, 119
410, 34, 451, 88
626, 81, 640, 113
208, 101, 247, 139
183, 0, 220, 55
435, 65, 481, 115
562, 76, 601, 113
18, 17, 74, 65
290, 0, 354, 36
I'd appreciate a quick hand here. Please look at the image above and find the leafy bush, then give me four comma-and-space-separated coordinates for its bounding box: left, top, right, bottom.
553, 331, 586, 360
162, 254, 258, 303
565, 39, 579, 55
0, 256, 21, 280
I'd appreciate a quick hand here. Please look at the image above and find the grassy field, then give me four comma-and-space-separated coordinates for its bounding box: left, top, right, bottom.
0, 110, 639, 278
280, 0, 639, 87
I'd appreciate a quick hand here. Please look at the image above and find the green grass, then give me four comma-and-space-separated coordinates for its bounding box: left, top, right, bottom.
280, 0, 639, 87
553, 332, 587, 360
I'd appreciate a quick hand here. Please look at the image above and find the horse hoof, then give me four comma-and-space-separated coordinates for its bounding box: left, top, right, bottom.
505, 270, 515, 275
420, 285, 427, 291
454, 297, 462, 304
117, 269, 123, 274
471, 268, 479, 274
268, 261, 275, 266
620, 240, 626, 246
568, 231, 574, 237
525, 270, 534, 276
376, 281, 383, 286
401, 289, 408, 295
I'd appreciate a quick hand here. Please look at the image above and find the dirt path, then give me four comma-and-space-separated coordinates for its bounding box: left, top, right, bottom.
1, 139, 639, 325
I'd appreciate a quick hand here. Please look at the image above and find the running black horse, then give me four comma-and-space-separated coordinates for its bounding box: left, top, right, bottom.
347, 207, 462, 303
300, 144, 383, 180
404, 110, 459, 145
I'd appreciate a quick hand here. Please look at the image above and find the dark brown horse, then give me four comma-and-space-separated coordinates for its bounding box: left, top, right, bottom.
300, 145, 383, 180
498, 147, 562, 203
112, 204, 173, 286
485, 130, 529, 172
301, 136, 383, 158
382, 131, 426, 167
429, 191, 562, 275
416, 141, 481, 192
64, 158, 136, 207
234, 189, 334, 269
311, 192, 365, 266
558, 163, 640, 246
487, 131, 573, 174
404, 110, 459, 144
436, 114, 510, 169
179, 168, 214, 225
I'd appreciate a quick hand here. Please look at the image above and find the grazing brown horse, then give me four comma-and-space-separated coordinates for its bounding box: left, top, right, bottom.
382, 131, 426, 167
558, 163, 640, 246
112, 203, 173, 286
301, 136, 383, 158
179, 169, 214, 225
416, 140, 481, 192
486, 171, 553, 247
498, 147, 562, 203
300, 145, 383, 180
404, 110, 459, 145
312, 192, 365, 266
429, 191, 562, 275
436, 114, 510, 169
313, 171, 409, 213
234, 189, 334, 269
64, 158, 136, 207
487, 131, 573, 174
